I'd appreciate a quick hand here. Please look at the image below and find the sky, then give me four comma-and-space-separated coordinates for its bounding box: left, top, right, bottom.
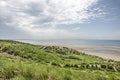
0, 0, 120, 40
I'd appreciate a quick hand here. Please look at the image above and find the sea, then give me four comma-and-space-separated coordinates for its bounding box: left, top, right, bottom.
16, 39, 120, 54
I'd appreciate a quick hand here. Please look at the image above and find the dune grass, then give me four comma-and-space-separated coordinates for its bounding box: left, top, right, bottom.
0, 40, 120, 80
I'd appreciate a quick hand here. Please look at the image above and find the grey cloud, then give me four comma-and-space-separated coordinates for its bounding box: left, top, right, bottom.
23, 2, 44, 16
0, 25, 31, 39
32, 16, 54, 25
0, 0, 105, 39
0, 0, 102, 28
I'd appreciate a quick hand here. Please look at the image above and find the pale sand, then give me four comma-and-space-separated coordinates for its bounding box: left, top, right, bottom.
64, 45, 120, 61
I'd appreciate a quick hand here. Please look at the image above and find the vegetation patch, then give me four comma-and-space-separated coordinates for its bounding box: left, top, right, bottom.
0, 40, 120, 80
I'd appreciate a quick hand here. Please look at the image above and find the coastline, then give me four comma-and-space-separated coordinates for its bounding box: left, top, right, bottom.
16, 40, 120, 61
65, 45, 120, 61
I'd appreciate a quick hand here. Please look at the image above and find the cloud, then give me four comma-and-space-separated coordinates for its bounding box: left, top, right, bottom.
0, 0, 104, 39
72, 27, 81, 31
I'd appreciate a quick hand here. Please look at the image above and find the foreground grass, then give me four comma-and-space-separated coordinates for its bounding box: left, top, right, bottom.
0, 40, 120, 80
1, 53, 120, 80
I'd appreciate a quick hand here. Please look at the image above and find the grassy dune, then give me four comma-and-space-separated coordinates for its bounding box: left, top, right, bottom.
0, 40, 120, 80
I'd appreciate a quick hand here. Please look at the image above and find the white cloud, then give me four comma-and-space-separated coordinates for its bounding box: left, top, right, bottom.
0, 0, 104, 39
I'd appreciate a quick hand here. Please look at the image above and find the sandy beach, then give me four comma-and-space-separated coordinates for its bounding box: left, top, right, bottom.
65, 45, 120, 61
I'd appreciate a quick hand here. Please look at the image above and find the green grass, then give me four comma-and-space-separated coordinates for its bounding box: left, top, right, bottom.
0, 40, 120, 80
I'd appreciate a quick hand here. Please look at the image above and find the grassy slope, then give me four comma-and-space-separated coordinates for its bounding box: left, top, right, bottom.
0, 40, 120, 80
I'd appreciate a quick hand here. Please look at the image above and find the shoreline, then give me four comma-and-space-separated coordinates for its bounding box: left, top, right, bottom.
65, 45, 120, 61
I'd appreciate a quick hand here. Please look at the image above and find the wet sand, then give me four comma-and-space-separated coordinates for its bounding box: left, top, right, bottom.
65, 45, 120, 61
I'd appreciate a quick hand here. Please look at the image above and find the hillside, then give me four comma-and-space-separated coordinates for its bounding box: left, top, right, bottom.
0, 40, 120, 80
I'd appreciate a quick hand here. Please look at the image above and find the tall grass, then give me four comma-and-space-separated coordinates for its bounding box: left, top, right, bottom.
0, 40, 120, 80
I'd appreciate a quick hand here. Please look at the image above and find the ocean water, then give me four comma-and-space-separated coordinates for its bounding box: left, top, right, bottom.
16, 39, 120, 54
17, 39, 120, 47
